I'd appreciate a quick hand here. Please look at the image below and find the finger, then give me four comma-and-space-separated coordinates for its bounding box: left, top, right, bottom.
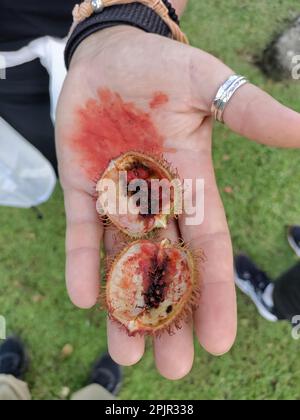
104, 225, 145, 366
153, 220, 194, 380
223, 83, 300, 148
190, 49, 300, 148
65, 188, 103, 308
107, 318, 145, 366
154, 316, 194, 380
170, 120, 237, 355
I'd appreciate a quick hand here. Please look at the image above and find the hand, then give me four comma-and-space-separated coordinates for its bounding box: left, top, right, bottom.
56, 26, 300, 379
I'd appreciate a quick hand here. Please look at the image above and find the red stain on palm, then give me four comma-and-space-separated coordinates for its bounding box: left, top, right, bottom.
149, 92, 169, 109
71, 89, 167, 179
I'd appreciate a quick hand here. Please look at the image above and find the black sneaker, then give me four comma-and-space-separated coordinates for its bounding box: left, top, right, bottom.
287, 225, 300, 257
234, 255, 278, 322
89, 353, 122, 396
0, 337, 28, 379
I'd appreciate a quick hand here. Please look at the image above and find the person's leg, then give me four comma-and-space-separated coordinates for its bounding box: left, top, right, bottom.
273, 262, 300, 322
71, 384, 115, 400
0, 375, 31, 400
71, 353, 122, 401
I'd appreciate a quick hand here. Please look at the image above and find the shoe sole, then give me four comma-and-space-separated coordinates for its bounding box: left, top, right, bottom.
234, 272, 278, 322
287, 234, 300, 258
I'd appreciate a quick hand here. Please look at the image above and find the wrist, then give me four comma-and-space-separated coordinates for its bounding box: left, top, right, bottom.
65, 1, 187, 69
70, 25, 142, 69
169, 0, 188, 16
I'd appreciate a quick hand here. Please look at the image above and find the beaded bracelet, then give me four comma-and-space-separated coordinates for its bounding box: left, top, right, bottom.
69, 0, 188, 43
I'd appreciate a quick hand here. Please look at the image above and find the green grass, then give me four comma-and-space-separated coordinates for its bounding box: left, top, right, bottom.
1, 0, 300, 400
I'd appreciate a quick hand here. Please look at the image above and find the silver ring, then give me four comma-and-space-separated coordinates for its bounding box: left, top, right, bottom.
91, 0, 104, 13
211, 75, 248, 123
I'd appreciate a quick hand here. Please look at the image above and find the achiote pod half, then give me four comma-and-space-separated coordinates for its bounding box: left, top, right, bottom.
105, 239, 200, 336
96, 152, 181, 238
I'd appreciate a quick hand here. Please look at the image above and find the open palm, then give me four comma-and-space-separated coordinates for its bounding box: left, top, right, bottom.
56, 26, 300, 379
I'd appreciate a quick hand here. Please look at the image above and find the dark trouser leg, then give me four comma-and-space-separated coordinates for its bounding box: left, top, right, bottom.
0, 59, 57, 173
273, 263, 300, 321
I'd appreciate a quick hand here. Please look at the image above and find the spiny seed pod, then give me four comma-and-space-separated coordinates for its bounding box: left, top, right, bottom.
96, 152, 181, 238
105, 239, 200, 336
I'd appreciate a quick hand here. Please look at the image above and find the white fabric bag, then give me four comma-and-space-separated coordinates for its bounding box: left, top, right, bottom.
0, 36, 67, 208
0, 117, 57, 208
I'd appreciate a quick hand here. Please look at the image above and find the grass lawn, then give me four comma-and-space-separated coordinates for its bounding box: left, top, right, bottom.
1, 0, 300, 400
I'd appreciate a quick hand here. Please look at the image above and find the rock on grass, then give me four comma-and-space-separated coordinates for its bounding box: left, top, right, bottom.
258, 16, 300, 81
